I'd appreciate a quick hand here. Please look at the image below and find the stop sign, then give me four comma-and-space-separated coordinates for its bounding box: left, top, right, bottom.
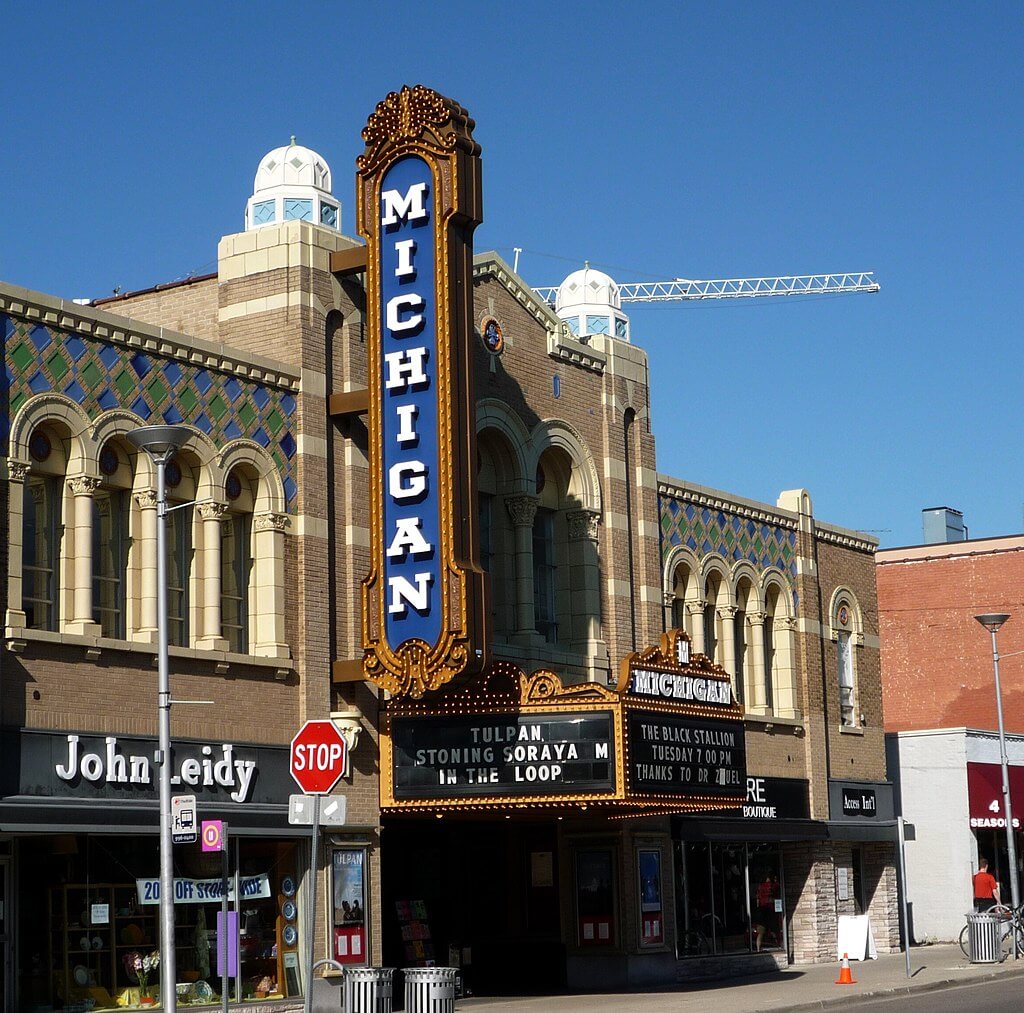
290, 720, 348, 795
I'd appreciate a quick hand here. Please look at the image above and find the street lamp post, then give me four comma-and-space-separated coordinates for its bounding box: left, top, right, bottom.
128, 425, 191, 1011
974, 613, 1021, 937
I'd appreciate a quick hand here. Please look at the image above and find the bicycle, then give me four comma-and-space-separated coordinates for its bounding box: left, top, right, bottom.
958, 904, 1024, 961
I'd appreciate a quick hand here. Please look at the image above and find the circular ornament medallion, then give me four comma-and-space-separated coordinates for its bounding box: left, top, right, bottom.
480, 317, 504, 355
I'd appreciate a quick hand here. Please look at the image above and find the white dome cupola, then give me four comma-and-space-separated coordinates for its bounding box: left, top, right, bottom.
245, 137, 341, 232
554, 263, 630, 342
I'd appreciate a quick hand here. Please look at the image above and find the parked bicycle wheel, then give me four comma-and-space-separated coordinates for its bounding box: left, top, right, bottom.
959, 922, 971, 959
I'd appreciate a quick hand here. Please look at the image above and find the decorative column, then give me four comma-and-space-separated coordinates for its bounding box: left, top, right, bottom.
196, 502, 229, 651
66, 476, 101, 636
5, 460, 30, 629
133, 490, 159, 642
747, 610, 770, 714
774, 615, 800, 717
567, 508, 602, 653
505, 495, 538, 641
253, 512, 290, 658
685, 600, 706, 656
718, 605, 738, 695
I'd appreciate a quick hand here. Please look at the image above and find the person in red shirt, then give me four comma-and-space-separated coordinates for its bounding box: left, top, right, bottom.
973, 858, 1001, 911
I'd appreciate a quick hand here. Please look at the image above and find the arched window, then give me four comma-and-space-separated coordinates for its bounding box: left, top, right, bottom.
22, 425, 66, 631
735, 576, 757, 710
533, 449, 576, 648
165, 452, 198, 648
667, 553, 700, 643
533, 510, 558, 644
830, 590, 862, 727
92, 439, 132, 638
703, 571, 723, 664
477, 430, 518, 640
764, 578, 799, 719
221, 467, 255, 654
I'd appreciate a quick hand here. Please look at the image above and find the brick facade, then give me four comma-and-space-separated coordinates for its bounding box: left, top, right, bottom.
2, 137, 898, 1000
878, 536, 1024, 733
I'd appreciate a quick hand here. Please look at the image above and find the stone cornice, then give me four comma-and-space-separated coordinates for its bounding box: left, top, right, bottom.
472, 253, 561, 329
471, 253, 607, 374
0, 281, 301, 393
658, 476, 878, 554
813, 524, 878, 553
658, 478, 798, 531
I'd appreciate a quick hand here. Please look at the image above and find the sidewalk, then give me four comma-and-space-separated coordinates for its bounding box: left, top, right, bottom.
457, 945, 1024, 1012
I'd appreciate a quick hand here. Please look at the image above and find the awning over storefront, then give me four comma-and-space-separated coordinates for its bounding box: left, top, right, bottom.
671, 816, 897, 843
0, 796, 303, 836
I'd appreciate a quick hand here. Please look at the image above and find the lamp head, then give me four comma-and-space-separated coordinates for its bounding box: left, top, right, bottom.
975, 613, 1011, 634
127, 425, 191, 464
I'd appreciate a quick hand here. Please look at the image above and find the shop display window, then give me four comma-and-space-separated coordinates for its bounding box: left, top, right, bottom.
331, 847, 368, 966
575, 849, 615, 947
637, 849, 664, 947
15, 832, 306, 1010
674, 841, 785, 957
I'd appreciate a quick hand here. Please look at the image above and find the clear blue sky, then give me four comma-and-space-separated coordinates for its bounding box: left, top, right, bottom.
4, 3, 1022, 548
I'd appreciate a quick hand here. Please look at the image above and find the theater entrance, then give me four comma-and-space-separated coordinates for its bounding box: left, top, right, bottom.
380, 818, 565, 994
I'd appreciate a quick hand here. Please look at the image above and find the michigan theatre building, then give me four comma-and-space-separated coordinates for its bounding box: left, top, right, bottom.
0, 87, 898, 1010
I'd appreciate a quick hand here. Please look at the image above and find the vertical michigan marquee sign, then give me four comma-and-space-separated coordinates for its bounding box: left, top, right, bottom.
358, 86, 489, 697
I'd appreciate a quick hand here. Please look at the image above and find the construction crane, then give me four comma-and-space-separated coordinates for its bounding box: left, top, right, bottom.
531, 271, 879, 306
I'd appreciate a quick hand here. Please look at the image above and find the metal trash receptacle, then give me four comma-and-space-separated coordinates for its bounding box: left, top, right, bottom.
403, 967, 457, 1013
967, 911, 1001, 963
345, 967, 395, 1013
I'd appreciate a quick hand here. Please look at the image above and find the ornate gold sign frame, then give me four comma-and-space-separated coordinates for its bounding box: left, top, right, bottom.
357, 86, 489, 698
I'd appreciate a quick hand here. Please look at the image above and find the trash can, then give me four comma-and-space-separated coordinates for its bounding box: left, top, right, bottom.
966, 911, 1001, 963
403, 967, 457, 1013
345, 967, 395, 1013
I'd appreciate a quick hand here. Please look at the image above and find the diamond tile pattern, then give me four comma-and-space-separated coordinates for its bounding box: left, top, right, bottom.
3, 314, 298, 509
660, 493, 797, 578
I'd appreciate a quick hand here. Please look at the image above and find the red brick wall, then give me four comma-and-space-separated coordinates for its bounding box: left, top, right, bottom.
877, 541, 1024, 732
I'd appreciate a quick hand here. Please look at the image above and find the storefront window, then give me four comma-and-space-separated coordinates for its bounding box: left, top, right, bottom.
748, 844, 784, 951
331, 847, 368, 965
674, 841, 785, 958
575, 849, 615, 946
14, 832, 305, 1009
637, 849, 664, 947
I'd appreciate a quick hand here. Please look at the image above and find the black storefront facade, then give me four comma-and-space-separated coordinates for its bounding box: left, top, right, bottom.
0, 727, 319, 1011
671, 776, 897, 973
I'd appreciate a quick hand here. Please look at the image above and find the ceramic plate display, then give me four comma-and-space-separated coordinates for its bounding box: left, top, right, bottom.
282, 900, 297, 921
193, 980, 214, 1003
79, 935, 90, 951
123, 922, 144, 945
281, 875, 296, 897
282, 924, 298, 947
91, 935, 103, 950
73, 965, 89, 986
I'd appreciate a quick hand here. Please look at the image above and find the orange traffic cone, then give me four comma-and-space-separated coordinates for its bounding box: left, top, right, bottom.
835, 952, 856, 985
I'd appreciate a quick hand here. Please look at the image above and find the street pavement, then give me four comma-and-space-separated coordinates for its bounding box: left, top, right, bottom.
456, 944, 1024, 1012
854, 975, 1024, 1011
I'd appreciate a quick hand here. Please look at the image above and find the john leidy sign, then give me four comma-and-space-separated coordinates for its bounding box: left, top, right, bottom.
8, 730, 292, 805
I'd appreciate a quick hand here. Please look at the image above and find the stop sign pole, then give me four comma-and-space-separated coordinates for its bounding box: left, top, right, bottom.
290, 720, 347, 1013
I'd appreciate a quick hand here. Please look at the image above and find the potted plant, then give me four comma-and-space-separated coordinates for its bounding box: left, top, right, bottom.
124, 949, 160, 1005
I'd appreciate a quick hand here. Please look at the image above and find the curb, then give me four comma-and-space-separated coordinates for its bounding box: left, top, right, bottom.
774, 961, 1024, 1011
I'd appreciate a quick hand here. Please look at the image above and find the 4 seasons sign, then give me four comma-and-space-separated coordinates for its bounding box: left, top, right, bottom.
358, 86, 488, 698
